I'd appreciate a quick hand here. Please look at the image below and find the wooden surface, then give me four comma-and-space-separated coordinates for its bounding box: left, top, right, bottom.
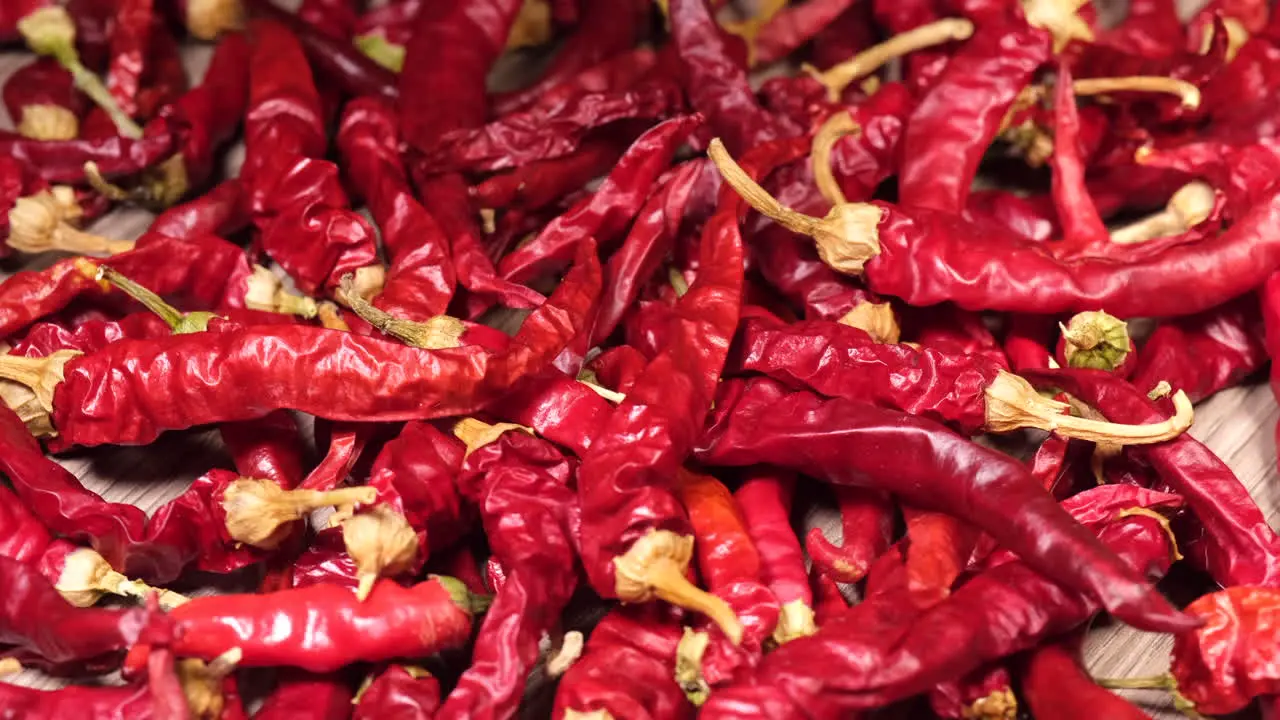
2, 7, 1273, 718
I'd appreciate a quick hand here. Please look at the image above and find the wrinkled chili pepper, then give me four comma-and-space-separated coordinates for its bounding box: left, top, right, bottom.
901, 506, 976, 609
929, 664, 1017, 720
104, 0, 152, 118
1049, 62, 1109, 254
696, 377, 1195, 633
734, 469, 814, 644
471, 132, 632, 213
0, 650, 186, 718
806, 486, 894, 584
490, 373, 612, 456
1021, 631, 1153, 720
337, 96, 454, 318
1164, 586, 1280, 715
435, 422, 578, 719
0, 112, 177, 183
171, 576, 483, 671
1131, 295, 1266, 404
354, 665, 441, 720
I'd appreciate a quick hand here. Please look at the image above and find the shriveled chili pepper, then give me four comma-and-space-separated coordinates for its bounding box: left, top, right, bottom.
0, 649, 186, 718
1021, 631, 1153, 720
490, 373, 613, 456
338, 96, 454, 318
930, 664, 1017, 720
1129, 291, 1264, 401
576, 147, 746, 643
733, 470, 814, 644
697, 376, 1194, 633
0, 110, 176, 183
553, 606, 694, 720
146, 179, 250, 242
1049, 62, 1108, 254
254, 671, 353, 720
498, 114, 701, 284
806, 486, 894, 584
586, 344, 648, 395
170, 576, 483, 671
104, 0, 152, 118
132, 27, 186, 121
900, 506, 976, 609
729, 317, 1193, 443
752, 0, 857, 68
3, 58, 84, 140
701, 490, 1182, 717
354, 665, 440, 720
435, 421, 578, 719
471, 132, 632, 213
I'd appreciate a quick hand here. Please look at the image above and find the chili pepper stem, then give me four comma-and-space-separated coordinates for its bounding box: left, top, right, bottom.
1117, 508, 1184, 560
1110, 182, 1216, 245
984, 370, 1194, 443
1021, 0, 1094, 52
773, 598, 818, 644
178, 647, 242, 720
17, 8, 143, 139
579, 380, 626, 403
221, 478, 377, 549
432, 574, 493, 615
17, 104, 78, 140
811, 112, 861, 206
722, 0, 787, 66
708, 138, 882, 275
342, 505, 420, 601
0, 659, 21, 675
316, 301, 349, 330
92, 265, 219, 334
968, 688, 1018, 719
453, 417, 535, 457
354, 34, 406, 72
802, 18, 976, 101
545, 630, 584, 677
1072, 77, 1201, 110
8, 190, 133, 256
338, 273, 464, 350
674, 628, 712, 705
0, 350, 78, 417
838, 302, 900, 344
612, 529, 745, 645
244, 266, 319, 319
563, 711, 613, 720
55, 547, 190, 609
1060, 311, 1130, 371
1095, 673, 1176, 691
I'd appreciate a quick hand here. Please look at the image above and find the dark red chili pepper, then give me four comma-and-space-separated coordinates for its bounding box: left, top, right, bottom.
132, 27, 186, 121
436, 422, 577, 719
733, 470, 813, 644
0, 112, 177, 183
576, 152, 745, 641
752, 0, 857, 68
104, 0, 152, 118
930, 664, 1017, 720
898, 14, 1050, 214
1024, 367, 1280, 588
668, 0, 797, 155
811, 564, 848, 627
471, 132, 631, 212
338, 96, 454, 318
0, 650, 185, 718
3, 58, 84, 140
697, 377, 1194, 633
254, 671, 353, 720
904, 303, 1007, 369
146, 179, 250, 242
170, 576, 482, 671
1021, 631, 1153, 720
806, 486, 894, 584
1049, 62, 1108, 254
491, 0, 649, 115
701, 491, 1181, 717
553, 606, 694, 720
498, 114, 701, 284
586, 345, 648, 395
354, 665, 440, 720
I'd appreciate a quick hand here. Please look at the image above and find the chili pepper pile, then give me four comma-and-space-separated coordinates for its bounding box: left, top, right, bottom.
3, 0, 1280, 716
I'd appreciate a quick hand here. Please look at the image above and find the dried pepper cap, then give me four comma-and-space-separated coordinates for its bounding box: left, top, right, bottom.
342, 505, 420, 601
1020, 0, 1093, 53
17, 104, 78, 140
244, 266, 318, 318
184, 0, 245, 41
52, 545, 188, 609
8, 190, 131, 256
178, 648, 242, 720
221, 478, 375, 549
838, 302, 900, 344
0, 349, 80, 425
772, 598, 818, 645
339, 272, 465, 350
1059, 310, 1131, 372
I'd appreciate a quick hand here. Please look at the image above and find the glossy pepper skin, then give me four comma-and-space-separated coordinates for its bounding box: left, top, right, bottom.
162, 31, 250, 198
1172, 586, 1280, 715
806, 486, 894, 584
34, 242, 598, 448
1132, 293, 1267, 403
701, 496, 1181, 718
1024, 368, 1280, 587
105, 0, 153, 117
734, 471, 812, 634
337, 96, 454, 318
490, 373, 612, 457
171, 577, 476, 671
696, 377, 1194, 634
436, 429, 578, 720
354, 666, 441, 719
3, 58, 85, 137
0, 114, 178, 183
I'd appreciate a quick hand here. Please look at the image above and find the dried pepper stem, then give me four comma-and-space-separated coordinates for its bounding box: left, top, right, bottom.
708, 138, 882, 275
612, 529, 744, 645
453, 417, 535, 457
17, 7, 143, 138
723, 0, 788, 66
7, 190, 134, 256
1021, 0, 1094, 52
55, 547, 189, 609
1060, 311, 1129, 371
338, 273, 463, 350
984, 370, 1193, 443
221, 478, 376, 550
244, 266, 319, 318
0, 350, 79, 418
342, 505, 420, 601
675, 628, 712, 705
85, 159, 189, 210
1110, 182, 1216, 245
811, 111, 860, 206
178, 648, 242, 720
1072, 76, 1201, 110
184, 0, 244, 40
507, 0, 553, 50
803, 18, 975, 101
546, 631, 584, 677
93, 265, 220, 334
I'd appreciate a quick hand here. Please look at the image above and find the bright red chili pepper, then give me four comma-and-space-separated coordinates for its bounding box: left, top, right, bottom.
901, 507, 977, 609
697, 377, 1196, 634
104, 0, 152, 118
1021, 632, 1153, 720
1049, 61, 1109, 255
1164, 586, 1280, 714
733, 470, 814, 644
353, 665, 440, 720
490, 373, 612, 456
806, 486, 894, 584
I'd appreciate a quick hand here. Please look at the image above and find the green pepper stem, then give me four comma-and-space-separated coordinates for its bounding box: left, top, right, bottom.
95, 266, 218, 334
354, 33, 406, 72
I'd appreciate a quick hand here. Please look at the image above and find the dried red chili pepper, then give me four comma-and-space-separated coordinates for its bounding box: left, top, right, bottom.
254, 671, 353, 720
701, 490, 1182, 717
733, 470, 814, 644
498, 114, 701, 284
146, 179, 250, 242
752, 0, 856, 68
338, 96, 454, 318
104, 0, 152, 118
354, 665, 440, 720
0, 649, 186, 718
471, 132, 631, 212
1021, 631, 1153, 720
0, 111, 177, 183
553, 606, 694, 720
576, 151, 745, 642
930, 664, 1017, 720
435, 421, 578, 719
806, 486, 894, 584
901, 506, 976, 609
3, 58, 84, 140
697, 377, 1194, 633
132, 27, 187, 122
490, 374, 613, 456
586, 345, 648, 395
1130, 295, 1265, 405
170, 576, 483, 671
1049, 62, 1108, 254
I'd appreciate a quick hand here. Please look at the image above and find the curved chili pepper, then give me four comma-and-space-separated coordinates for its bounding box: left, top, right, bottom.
1021, 632, 1153, 720
146, 179, 250, 242
498, 114, 702, 284
1167, 586, 1280, 715
753, 0, 857, 68
577, 152, 745, 642
354, 666, 440, 720
472, 132, 631, 212
3, 58, 84, 140
806, 486, 894, 584
696, 376, 1195, 633
901, 506, 976, 609
1049, 61, 1108, 254
0, 113, 176, 182
171, 576, 482, 671
254, 671, 353, 720
733, 470, 813, 644
338, 96, 454, 318
104, 0, 152, 118
701, 491, 1182, 717
436, 422, 578, 719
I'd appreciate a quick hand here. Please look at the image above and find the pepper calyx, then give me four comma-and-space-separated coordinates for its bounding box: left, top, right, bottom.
342, 504, 420, 601
838, 301, 900, 344
432, 574, 493, 615
772, 598, 818, 645
17, 104, 78, 140
184, 0, 245, 40
1060, 310, 1130, 371
675, 628, 712, 705
222, 478, 375, 549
